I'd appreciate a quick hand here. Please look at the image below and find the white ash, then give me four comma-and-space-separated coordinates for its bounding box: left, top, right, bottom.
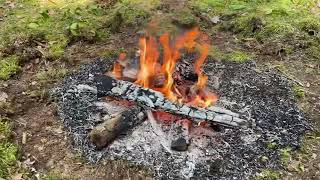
52, 58, 311, 179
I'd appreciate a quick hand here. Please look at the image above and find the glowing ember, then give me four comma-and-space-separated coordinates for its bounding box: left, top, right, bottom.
112, 27, 217, 108
152, 111, 182, 123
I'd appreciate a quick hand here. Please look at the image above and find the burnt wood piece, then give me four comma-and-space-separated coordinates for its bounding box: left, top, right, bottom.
171, 137, 188, 151
95, 75, 249, 128
89, 108, 145, 150
170, 120, 190, 151
175, 59, 198, 82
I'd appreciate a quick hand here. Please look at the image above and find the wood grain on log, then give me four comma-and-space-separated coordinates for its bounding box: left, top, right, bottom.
95, 75, 249, 128
89, 108, 144, 149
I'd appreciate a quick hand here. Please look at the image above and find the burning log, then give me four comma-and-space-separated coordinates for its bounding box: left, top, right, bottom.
89, 107, 145, 149
151, 73, 166, 88
95, 75, 249, 128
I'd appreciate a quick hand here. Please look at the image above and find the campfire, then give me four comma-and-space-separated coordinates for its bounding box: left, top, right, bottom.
111, 27, 217, 108
53, 25, 309, 179
90, 28, 248, 150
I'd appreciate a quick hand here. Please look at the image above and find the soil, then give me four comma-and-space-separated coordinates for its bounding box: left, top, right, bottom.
1, 0, 319, 179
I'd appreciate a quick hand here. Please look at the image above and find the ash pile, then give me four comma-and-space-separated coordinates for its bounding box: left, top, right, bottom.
52, 57, 310, 179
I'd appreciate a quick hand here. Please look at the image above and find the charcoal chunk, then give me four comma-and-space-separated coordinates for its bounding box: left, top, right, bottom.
171, 137, 189, 151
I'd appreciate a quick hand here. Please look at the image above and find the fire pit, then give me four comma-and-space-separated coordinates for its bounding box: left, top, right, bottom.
52, 28, 310, 179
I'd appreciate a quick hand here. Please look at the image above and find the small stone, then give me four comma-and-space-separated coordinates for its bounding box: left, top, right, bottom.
31, 81, 37, 86
0, 91, 8, 102
37, 145, 44, 152
54, 126, 63, 134
306, 82, 310, 87
171, 137, 188, 151
34, 58, 40, 64
22, 132, 27, 144
46, 159, 54, 169
210, 16, 220, 24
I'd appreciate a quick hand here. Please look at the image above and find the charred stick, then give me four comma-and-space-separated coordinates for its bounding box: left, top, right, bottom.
95, 75, 249, 128
89, 107, 144, 150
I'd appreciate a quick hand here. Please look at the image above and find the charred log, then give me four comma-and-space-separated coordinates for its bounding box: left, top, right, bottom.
89, 107, 145, 149
95, 75, 249, 128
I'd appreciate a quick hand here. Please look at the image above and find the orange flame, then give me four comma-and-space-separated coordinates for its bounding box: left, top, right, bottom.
115, 28, 217, 108
112, 53, 126, 79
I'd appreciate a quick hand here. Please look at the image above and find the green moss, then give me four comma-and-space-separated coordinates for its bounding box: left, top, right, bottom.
36, 67, 67, 85
208, 45, 224, 60
100, 48, 125, 58
255, 169, 280, 180
190, 0, 320, 57
0, 120, 11, 139
297, 17, 320, 33
306, 46, 320, 61
172, 9, 198, 27
274, 64, 287, 73
45, 40, 68, 60
0, 119, 18, 178
224, 50, 252, 62
222, 15, 264, 35
189, 0, 249, 16
107, 0, 158, 32
27, 89, 49, 100
267, 141, 277, 150
256, 22, 295, 42
0, 55, 20, 80
42, 173, 64, 180
292, 85, 305, 99
279, 147, 292, 166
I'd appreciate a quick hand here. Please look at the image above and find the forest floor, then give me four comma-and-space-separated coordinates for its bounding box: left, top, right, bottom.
0, 0, 319, 179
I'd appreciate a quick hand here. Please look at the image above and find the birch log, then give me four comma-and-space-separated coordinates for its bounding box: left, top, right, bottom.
95, 75, 249, 128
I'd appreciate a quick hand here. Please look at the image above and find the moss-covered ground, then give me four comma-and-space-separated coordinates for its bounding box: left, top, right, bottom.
0, 119, 17, 177
0, 0, 319, 179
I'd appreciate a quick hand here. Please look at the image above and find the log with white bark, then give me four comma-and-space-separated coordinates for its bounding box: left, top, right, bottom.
89, 107, 145, 149
95, 75, 249, 128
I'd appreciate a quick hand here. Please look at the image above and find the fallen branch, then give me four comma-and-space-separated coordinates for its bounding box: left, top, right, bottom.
95, 75, 249, 128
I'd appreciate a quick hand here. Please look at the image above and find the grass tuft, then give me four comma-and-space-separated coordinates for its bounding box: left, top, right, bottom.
292, 85, 305, 99
279, 147, 292, 166
255, 169, 280, 180
172, 9, 198, 27
224, 50, 252, 62
36, 67, 67, 85
107, 0, 158, 32
0, 119, 18, 178
0, 55, 20, 80
189, 0, 320, 57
